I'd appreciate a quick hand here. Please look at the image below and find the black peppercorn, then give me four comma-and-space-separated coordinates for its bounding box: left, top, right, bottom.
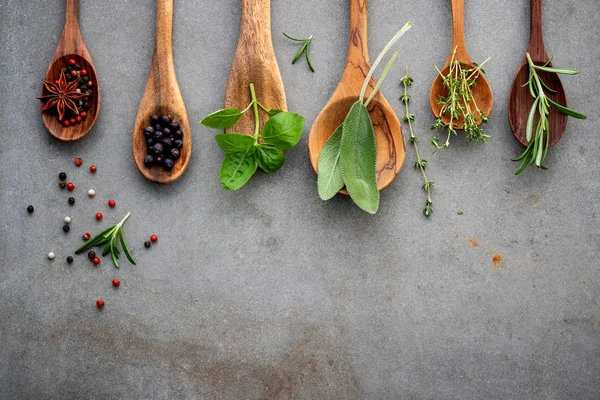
143, 126, 154, 137
170, 148, 180, 159
162, 127, 171, 136
59, 182, 67, 189
173, 139, 183, 149
67, 256, 73, 264
160, 114, 171, 125
68, 197, 75, 205
59, 172, 67, 180
63, 224, 70, 233
144, 240, 151, 248
88, 251, 96, 260
169, 121, 180, 131
162, 158, 174, 169
144, 155, 155, 166
27, 205, 34, 213
174, 129, 183, 138
150, 114, 159, 124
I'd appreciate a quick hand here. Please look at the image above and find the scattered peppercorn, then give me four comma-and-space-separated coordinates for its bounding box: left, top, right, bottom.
144, 240, 151, 248
68, 197, 75, 205
27, 205, 34, 213
59, 182, 67, 189
64, 216, 72, 224
108, 199, 116, 208
93, 257, 101, 265
59, 172, 67, 180
150, 234, 158, 243
112, 279, 120, 287
88, 251, 96, 259
67, 182, 75, 191
96, 299, 104, 308
63, 224, 70, 233
88, 189, 95, 197
75, 158, 83, 167
90, 165, 96, 173
48, 252, 55, 260
82, 232, 91, 241
95, 212, 102, 221
67, 256, 73, 263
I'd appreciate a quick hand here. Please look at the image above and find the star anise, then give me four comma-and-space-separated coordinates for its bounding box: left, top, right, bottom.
37, 70, 86, 121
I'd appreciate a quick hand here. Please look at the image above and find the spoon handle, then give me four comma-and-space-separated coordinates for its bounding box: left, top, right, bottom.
449, 0, 471, 63
240, 0, 272, 43
57, 0, 85, 56
346, 0, 369, 65
528, 0, 547, 59
154, 0, 174, 60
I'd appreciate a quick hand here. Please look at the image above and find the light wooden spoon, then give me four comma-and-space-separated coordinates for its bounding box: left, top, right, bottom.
133, 0, 191, 184
429, 0, 493, 128
39, 0, 100, 142
308, 0, 404, 193
224, 0, 286, 135
508, 0, 567, 147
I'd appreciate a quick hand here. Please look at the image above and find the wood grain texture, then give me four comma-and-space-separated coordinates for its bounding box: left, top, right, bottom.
429, 0, 493, 128
224, 0, 286, 135
508, 0, 567, 147
39, 0, 100, 142
308, 0, 404, 194
133, 0, 191, 184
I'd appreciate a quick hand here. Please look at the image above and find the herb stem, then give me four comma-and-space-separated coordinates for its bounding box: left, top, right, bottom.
249, 83, 260, 139
364, 51, 399, 107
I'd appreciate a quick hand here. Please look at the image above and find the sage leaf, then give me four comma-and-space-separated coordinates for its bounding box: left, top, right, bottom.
257, 144, 285, 173
215, 134, 256, 153
261, 112, 305, 149
340, 101, 379, 214
317, 124, 344, 200
220, 149, 258, 190
201, 108, 243, 129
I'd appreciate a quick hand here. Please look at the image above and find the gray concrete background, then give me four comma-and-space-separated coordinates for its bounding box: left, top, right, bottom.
1, 0, 599, 398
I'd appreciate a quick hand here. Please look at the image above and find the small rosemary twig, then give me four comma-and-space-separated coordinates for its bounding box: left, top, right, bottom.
283, 32, 315, 72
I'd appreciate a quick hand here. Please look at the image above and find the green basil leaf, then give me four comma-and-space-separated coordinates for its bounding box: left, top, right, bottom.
317, 124, 344, 200
220, 149, 258, 190
201, 108, 243, 129
215, 134, 256, 153
340, 101, 379, 214
257, 144, 285, 172
261, 112, 305, 149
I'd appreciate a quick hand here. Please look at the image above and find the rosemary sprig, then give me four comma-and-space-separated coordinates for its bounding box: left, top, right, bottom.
75, 212, 136, 268
431, 47, 491, 151
400, 66, 433, 217
283, 32, 315, 72
512, 53, 587, 175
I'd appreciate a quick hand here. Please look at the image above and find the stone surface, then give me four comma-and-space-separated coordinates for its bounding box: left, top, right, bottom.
1, 0, 599, 398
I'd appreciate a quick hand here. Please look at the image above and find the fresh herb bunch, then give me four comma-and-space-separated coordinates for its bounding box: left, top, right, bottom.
400, 67, 434, 217
201, 84, 305, 190
512, 53, 587, 175
75, 212, 136, 268
317, 22, 412, 214
283, 32, 315, 72
431, 48, 491, 151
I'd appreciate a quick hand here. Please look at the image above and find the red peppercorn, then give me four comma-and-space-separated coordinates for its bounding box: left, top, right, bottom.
67, 182, 75, 191
76, 116, 82, 123
87, 81, 93, 87
93, 257, 100, 265
70, 70, 78, 77
90, 165, 96, 173
81, 69, 87, 76
83, 97, 89, 101
63, 120, 70, 127
82, 232, 91, 241
112, 279, 120, 287
150, 235, 158, 243
70, 118, 76, 125
96, 299, 104, 308
108, 199, 116, 208
68, 58, 76, 65
75, 157, 83, 167
81, 111, 87, 117
95, 212, 103, 221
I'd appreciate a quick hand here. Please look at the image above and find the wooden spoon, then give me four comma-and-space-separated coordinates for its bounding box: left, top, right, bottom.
508, 0, 567, 147
308, 0, 404, 193
429, 0, 493, 128
39, 0, 100, 142
224, 0, 286, 135
133, 0, 191, 184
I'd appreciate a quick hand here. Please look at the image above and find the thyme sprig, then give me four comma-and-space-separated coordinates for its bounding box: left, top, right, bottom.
75, 212, 136, 268
283, 32, 314, 72
511, 53, 587, 175
400, 66, 433, 217
431, 47, 491, 151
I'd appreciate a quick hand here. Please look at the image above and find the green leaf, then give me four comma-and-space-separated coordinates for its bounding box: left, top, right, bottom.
201, 108, 243, 129
215, 134, 256, 153
533, 65, 579, 75
526, 96, 540, 142
267, 109, 283, 117
75, 225, 116, 254
547, 98, 587, 119
261, 112, 305, 149
118, 228, 136, 265
220, 149, 258, 190
340, 101, 379, 214
317, 124, 345, 200
257, 144, 285, 173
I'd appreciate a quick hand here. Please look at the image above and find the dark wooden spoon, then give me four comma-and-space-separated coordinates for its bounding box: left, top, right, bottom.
508, 0, 567, 147
308, 0, 404, 193
429, 0, 493, 128
133, 0, 191, 184
224, 0, 286, 135
39, 0, 100, 142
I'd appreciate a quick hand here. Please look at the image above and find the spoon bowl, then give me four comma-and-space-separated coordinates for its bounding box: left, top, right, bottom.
308, 0, 404, 194
40, 0, 100, 142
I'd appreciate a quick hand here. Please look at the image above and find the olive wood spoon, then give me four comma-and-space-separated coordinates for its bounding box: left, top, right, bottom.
133, 0, 191, 184
429, 0, 493, 127
508, 0, 567, 147
224, 0, 286, 135
39, 0, 100, 142
308, 0, 404, 193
